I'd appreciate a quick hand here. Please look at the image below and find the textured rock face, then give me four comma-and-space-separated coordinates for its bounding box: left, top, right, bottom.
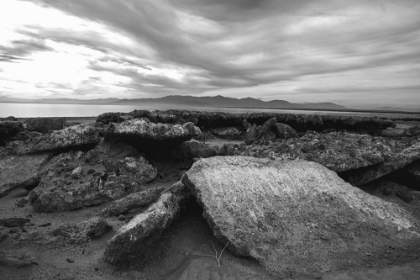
8, 124, 102, 155
273, 123, 298, 139
0, 153, 51, 198
182, 156, 420, 277
106, 119, 201, 145
103, 183, 190, 265
30, 143, 157, 212
210, 127, 242, 140
100, 186, 166, 217
172, 140, 218, 160
26, 118, 67, 134
97, 110, 395, 135
0, 121, 24, 146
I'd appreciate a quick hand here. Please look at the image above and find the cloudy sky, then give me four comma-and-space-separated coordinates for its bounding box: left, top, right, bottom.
0, 0, 419, 108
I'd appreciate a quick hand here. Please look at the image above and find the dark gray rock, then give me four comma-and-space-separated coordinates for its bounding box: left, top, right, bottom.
26, 117, 67, 133
183, 156, 420, 278
0, 121, 24, 146
273, 123, 298, 139
172, 140, 218, 160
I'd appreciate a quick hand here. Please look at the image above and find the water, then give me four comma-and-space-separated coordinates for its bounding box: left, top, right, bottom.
0, 102, 382, 118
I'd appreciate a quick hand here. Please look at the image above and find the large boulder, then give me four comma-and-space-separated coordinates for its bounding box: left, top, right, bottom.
182, 156, 420, 278
0, 153, 51, 198
172, 140, 218, 160
7, 123, 102, 155
103, 182, 190, 265
29, 141, 157, 212
0, 121, 24, 146
105, 119, 201, 147
273, 123, 298, 139
210, 127, 242, 140
26, 117, 67, 133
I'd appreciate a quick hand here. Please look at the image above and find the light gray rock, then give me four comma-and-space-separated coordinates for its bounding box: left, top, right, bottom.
103, 183, 190, 265
182, 156, 420, 278
210, 127, 242, 140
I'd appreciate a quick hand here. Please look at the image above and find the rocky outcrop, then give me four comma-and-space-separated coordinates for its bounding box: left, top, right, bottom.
105, 119, 201, 147
182, 156, 420, 278
103, 182, 190, 265
26, 117, 67, 133
0, 121, 24, 146
100, 187, 166, 217
8, 124, 102, 155
273, 123, 298, 139
172, 140, 218, 160
0, 153, 51, 198
29, 145, 157, 212
210, 127, 242, 140
97, 110, 395, 135
96, 112, 124, 124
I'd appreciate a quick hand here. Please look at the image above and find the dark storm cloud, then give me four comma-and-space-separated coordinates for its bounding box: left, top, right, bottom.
0, 37, 53, 60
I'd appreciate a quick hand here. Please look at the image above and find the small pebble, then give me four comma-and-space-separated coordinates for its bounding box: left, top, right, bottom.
39, 223, 52, 227
66, 258, 74, 263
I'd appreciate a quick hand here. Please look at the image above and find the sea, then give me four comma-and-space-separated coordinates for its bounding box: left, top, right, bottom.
0, 102, 403, 118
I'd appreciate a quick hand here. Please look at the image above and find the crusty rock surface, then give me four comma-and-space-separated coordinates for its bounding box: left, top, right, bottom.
106, 119, 201, 143
210, 127, 242, 140
103, 182, 190, 265
8, 123, 102, 155
29, 148, 157, 212
0, 153, 51, 198
182, 156, 420, 277
100, 186, 166, 217
26, 117, 67, 134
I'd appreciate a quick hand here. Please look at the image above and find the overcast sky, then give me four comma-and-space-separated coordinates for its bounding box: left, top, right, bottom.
0, 0, 419, 108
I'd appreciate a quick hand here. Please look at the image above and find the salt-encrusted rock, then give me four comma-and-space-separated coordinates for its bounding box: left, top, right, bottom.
100, 187, 166, 217
273, 123, 298, 139
172, 140, 218, 160
30, 147, 157, 212
26, 117, 67, 133
210, 127, 242, 140
106, 119, 200, 144
244, 124, 257, 142
182, 156, 420, 278
8, 123, 102, 155
0, 153, 51, 198
0, 121, 24, 146
344, 140, 420, 187
103, 182, 190, 265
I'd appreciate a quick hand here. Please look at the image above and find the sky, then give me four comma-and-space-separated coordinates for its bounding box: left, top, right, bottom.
0, 0, 419, 108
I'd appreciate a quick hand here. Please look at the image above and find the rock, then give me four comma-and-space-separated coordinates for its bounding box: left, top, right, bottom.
272, 123, 298, 139
26, 117, 67, 133
5, 116, 17, 121
242, 119, 251, 129
0, 153, 51, 198
15, 198, 28, 207
38, 223, 51, 227
106, 119, 201, 146
343, 139, 420, 187
0, 233, 7, 243
29, 150, 157, 212
97, 110, 395, 135
259, 118, 277, 136
0, 251, 37, 267
11, 189, 29, 198
210, 127, 242, 140
182, 156, 420, 278
244, 124, 257, 142
100, 186, 166, 217
382, 127, 407, 137
0, 121, 24, 146
71, 166, 83, 179
96, 112, 124, 124
0, 218, 30, 228
172, 140, 218, 160
8, 123, 102, 155
53, 217, 111, 242
10, 131, 42, 141
103, 183, 191, 265
66, 258, 74, 263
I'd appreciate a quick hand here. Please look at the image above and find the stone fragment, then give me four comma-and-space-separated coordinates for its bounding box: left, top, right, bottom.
210, 127, 242, 140
100, 186, 166, 217
0, 218, 30, 228
172, 140, 218, 160
103, 183, 190, 265
182, 156, 420, 277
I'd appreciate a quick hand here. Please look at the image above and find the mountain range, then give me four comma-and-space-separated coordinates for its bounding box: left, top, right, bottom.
0, 95, 347, 110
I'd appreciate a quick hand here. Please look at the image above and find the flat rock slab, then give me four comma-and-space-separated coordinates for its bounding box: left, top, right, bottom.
8, 123, 102, 155
0, 153, 51, 198
103, 184, 190, 265
183, 156, 420, 278
106, 119, 200, 144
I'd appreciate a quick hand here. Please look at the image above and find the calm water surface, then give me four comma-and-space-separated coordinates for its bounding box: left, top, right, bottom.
0, 102, 385, 118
